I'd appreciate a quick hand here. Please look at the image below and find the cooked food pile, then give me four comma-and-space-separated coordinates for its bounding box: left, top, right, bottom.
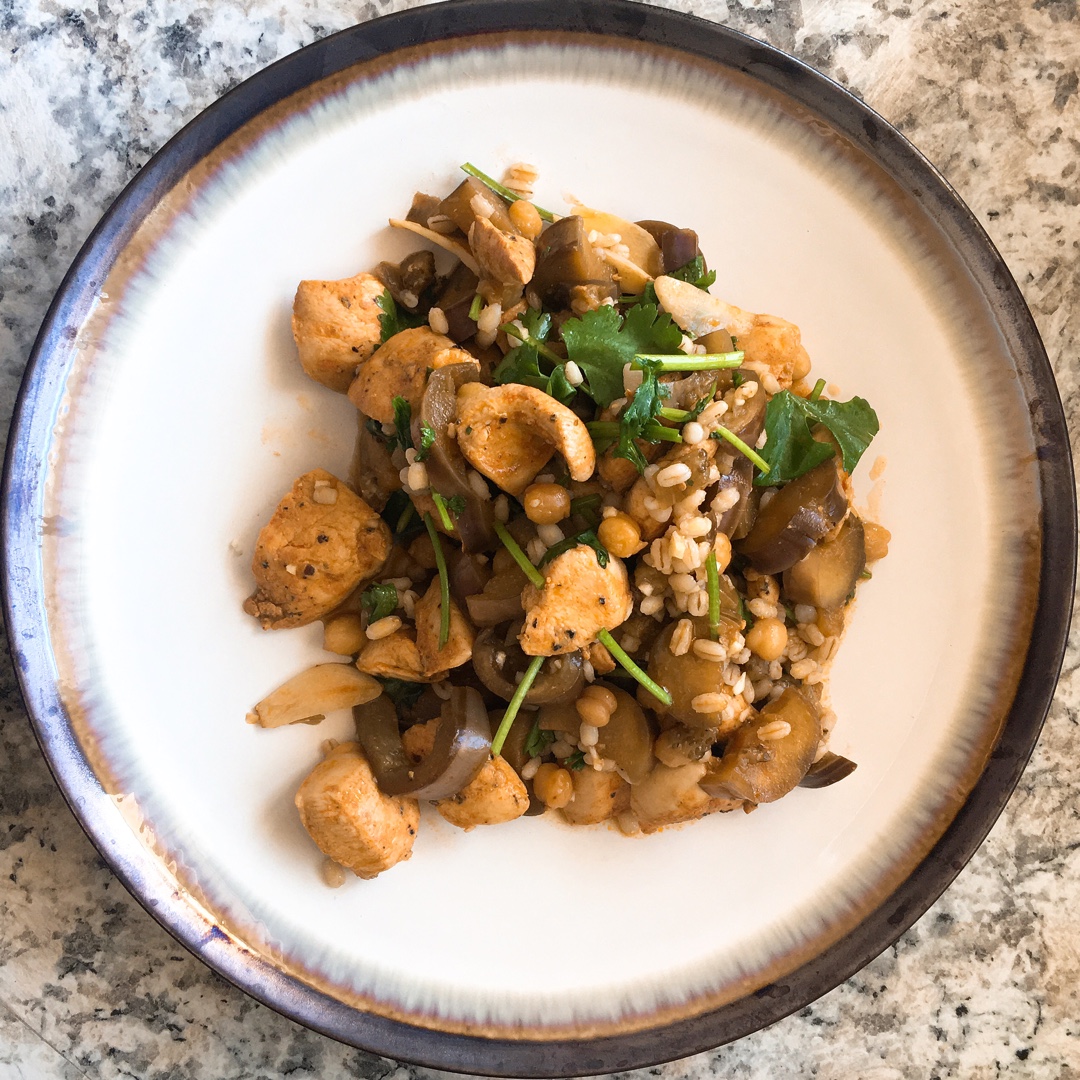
244, 163, 889, 881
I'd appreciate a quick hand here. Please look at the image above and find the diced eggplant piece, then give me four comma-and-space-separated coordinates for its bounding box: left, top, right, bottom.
799, 751, 858, 789
528, 216, 617, 310
699, 688, 821, 804
594, 687, 655, 785
636, 219, 703, 275
737, 460, 847, 575
433, 262, 481, 343
406, 191, 443, 226
646, 613, 743, 732
472, 628, 584, 705
349, 413, 401, 512
783, 514, 866, 610
438, 177, 517, 236
415, 362, 496, 552
375, 250, 437, 311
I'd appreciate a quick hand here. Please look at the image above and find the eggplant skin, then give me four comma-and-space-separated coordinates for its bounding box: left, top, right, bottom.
737, 461, 848, 575
699, 688, 821, 804
784, 514, 867, 610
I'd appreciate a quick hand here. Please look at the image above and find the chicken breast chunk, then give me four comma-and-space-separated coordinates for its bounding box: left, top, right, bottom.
295, 742, 419, 879
292, 271, 387, 393
244, 470, 392, 630
348, 327, 478, 424
519, 545, 633, 656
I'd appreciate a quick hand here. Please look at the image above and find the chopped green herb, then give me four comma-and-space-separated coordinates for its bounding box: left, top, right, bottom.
560, 303, 683, 407
365, 417, 386, 441
431, 491, 455, 532
810, 378, 827, 402
569, 493, 602, 527
391, 396, 413, 452
423, 512, 451, 648
710, 424, 771, 473
597, 628, 672, 706
361, 581, 398, 624
468, 292, 484, 321
587, 419, 682, 453
860, 568, 873, 580
756, 390, 879, 487
377, 677, 426, 708
731, 371, 745, 389
564, 749, 586, 771
376, 289, 424, 342
415, 422, 437, 461
537, 530, 609, 569
524, 719, 556, 759
460, 163, 556, 222
667, 254, 717, 291
632, 352, 743, 372
738, 597, 755, 629
494, 338, 575, 406
491, 655, 546, 756
705, 552, 721, 641
493, 520, 545, 588
612, 362, 670, 471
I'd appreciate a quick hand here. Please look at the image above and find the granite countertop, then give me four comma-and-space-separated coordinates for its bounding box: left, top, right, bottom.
1, 0, 1077, 1076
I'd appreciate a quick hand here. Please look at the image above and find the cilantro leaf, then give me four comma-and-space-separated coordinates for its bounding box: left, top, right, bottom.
756, 390, 880, 486
668, 254, 716, 291
493, 340, 576, 406
445, 493, 467, 516
390, 396, 412, 452
614, 363, 670, 472
415, 422, 437, 461
375, 290, 425, 342
361, 582, 399, 623
560, 303, 683, 407
537, 530, 609, 569
564, 749, 586, 770
524, 719, 556, 759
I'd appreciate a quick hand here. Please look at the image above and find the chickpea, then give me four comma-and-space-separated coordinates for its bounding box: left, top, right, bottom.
746, 617, 788, 662
408, 532, 437, 570
322, 614, 366, 656
508, 199, 543, 240
791, 348, 812, 381
533, 763, 573, 809
597, 512, 643, 558
523, 483, 571, 525
575, 684, 617, 728
863, 521, 892, 562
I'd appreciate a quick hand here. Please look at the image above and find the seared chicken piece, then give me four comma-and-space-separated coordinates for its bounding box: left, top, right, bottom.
356, 629, 446, 683
292, 271, 387, 393
455, 383, 596, 497
560, 768, 629, 826
414, 578, 475, 677
348, 327, 477, 424
295, 741, 419, 879
468, 216, 536, 287
401, 720, 528, 829
653, 275, 808, 390
519, 545, 633, 656
244, 470, 391, 630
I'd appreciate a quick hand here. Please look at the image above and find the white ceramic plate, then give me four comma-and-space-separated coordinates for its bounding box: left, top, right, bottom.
5, 1, 1074, 1073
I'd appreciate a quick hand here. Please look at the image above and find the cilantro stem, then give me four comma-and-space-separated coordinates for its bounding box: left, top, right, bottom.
423, 513, 451, 648
493, 519, 545, 588
503, 323, 564, 365
810, 378, 826, 402
468, 292, 484, 321
712, 425, 771, 473
461, 163, 556, 223
597, 629, 672, 706
632, 352, 744, 371
705, 552, 721, 641
431, 491, 454, 532
587, 421, 682, 443
395, 501, 415, 534
659, 407, 692, 423
490, 655, 546, 756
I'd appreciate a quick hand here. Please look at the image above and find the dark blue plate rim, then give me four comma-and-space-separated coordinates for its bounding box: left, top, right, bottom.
3, 0, 1075, 1074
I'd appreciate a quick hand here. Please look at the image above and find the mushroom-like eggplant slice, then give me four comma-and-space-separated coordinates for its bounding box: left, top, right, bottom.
783, 514, 866, 610
353, 687, 491, 800
737, 460, 847, 575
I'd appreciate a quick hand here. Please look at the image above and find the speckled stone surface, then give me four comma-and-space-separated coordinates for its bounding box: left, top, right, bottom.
1, 0, 1077, 1076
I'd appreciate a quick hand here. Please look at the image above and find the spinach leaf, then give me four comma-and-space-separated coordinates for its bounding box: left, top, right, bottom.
757, 390, 879, 486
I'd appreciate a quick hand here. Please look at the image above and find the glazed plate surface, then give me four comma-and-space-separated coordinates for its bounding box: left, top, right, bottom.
4, 1, 1074, 1073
